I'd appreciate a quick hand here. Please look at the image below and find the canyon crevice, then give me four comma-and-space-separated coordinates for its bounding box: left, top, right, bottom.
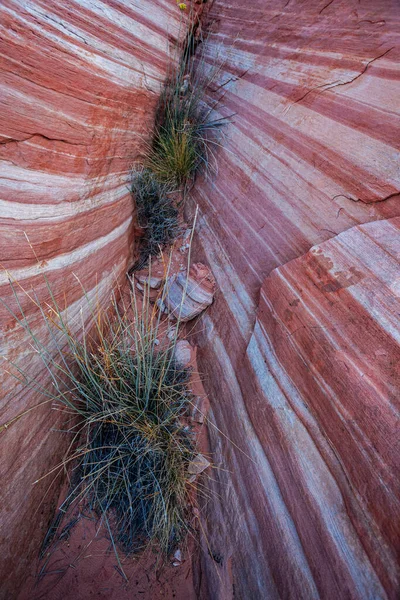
0, 1, 182, 596
1, 1, 399, 599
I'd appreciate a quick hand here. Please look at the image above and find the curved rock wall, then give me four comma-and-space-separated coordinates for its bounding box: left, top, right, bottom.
1, 1, 399, 598
189, 1, 400, 598
0, 1, 180, 596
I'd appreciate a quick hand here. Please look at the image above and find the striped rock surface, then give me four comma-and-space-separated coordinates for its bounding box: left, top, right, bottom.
0, 1, 181, 597
188, 1, 400, 598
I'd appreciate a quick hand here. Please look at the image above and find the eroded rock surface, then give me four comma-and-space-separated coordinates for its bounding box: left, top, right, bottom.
0, 1, 181, 597
188, 1, 400, 598
1, 1, 399, 599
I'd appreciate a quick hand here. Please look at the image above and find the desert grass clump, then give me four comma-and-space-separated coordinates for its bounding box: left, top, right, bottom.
129, 23, 229, 272
146, 28, 227, 189
2, 274, 197, 563
131, 168, 180, 270
147, 112, 206, 188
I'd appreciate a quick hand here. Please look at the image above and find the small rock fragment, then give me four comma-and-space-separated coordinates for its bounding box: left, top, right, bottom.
167, 327, 176, 340
174, 549, 182, 562
179, 233, 191, 254
174, 340, 192, 367
156, 299, 168, 313
192, 397, 206, 424
183, 228, 192, 243
136, 282, 144, 291
137, 274, 164, 290
188, 454, 211, 476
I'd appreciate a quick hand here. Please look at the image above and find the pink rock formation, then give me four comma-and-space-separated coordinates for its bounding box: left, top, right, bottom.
187, 1, 400, 598
0, 1, 181, 597
1, 0, 399, 599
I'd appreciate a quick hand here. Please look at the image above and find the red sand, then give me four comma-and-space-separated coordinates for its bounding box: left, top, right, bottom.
19, 519, 198, 600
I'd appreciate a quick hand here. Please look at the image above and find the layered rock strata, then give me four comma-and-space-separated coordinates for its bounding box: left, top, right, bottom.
188, 1, 400, 598
0, 1, 181, 596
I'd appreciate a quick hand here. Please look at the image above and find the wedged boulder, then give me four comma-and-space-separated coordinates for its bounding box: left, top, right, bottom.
136, 274, 164, 290
158, 263, 216, 321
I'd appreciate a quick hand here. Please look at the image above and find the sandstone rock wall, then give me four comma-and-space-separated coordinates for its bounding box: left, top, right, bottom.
189, 1, 400, 598
1, 1, 399, 598
0, 2, 180, 596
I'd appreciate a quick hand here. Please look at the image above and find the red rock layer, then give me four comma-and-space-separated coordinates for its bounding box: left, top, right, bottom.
188, 1, 400, 598
0, 1, 182, 597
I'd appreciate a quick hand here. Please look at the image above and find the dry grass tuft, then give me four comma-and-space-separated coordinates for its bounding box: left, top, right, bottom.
146, 28, 228, 189
131, 168, 180, 271
2, 270, 198, 566
130, 26, 230, 271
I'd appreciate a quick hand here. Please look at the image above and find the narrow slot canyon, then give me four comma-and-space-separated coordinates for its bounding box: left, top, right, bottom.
1, 1, 399, 599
